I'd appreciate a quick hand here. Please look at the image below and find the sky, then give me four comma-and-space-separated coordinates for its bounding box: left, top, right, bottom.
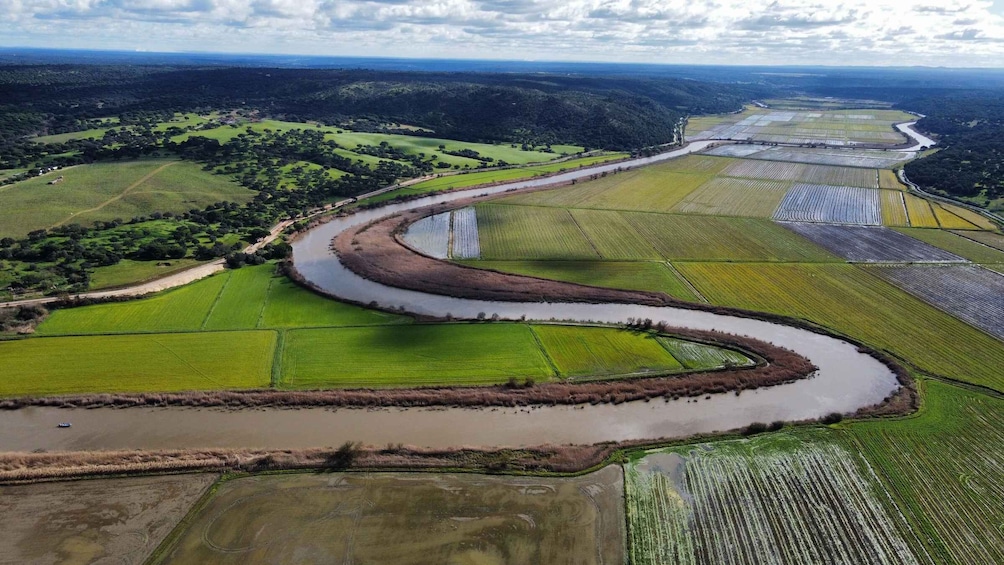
2, 0, 1004, 67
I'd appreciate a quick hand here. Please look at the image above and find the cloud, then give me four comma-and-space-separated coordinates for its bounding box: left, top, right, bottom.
1, 0, 1003, 66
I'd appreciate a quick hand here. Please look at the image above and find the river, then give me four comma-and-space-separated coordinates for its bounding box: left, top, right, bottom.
0, 140, 901, 452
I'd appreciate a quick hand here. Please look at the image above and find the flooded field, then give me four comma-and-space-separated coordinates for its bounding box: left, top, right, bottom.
0, 474, 215, 565
154, 466, 625, 565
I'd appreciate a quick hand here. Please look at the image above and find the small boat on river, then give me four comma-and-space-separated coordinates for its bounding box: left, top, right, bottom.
57, 422, 72, 428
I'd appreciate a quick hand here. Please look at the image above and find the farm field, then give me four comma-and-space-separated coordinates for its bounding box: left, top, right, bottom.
625, 433, 921, 565
532, 325, 686, 378
903, 194, 940, 228
500, 161, 714, 212
475, 204, 837, 263
843, 379, 1004, 565
32, 125, 126, 144
154, 468, 625, 565
881, 190, 910, 226
870, 265, 1004, 341
782, 224, 965, 263
658, 337, 754, 369
722, 159, 880, 188
465, 260, 702, 301
38, 264, 408, 335
401, 211, 451, 259
0, 330, 276, 395
280, 324, 554, 388
937, 204, 999, 231
705, 144, 911, 169
688, 108, 914, 146
0, 159, 254, 238
879, 169, 906, 189
671, 177, 790, 217
930, 202, 982, 230
450, 207, 480, 259
897, 228, 1004, 263
279, 323, 729, 388
773, 184, 881, 225
955, 229, 1004, 251
675, 262, 1004, 391
365, 152, 628, 204
476, 204, 600, 260
0, 474, 216, 565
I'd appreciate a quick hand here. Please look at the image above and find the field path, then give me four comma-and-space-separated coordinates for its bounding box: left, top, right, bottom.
50, 161, 178, 228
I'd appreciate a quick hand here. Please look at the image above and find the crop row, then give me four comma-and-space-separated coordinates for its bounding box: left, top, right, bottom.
672, 177, 790, 218
846, 380, 1004, 565
773, 184, 881, 225
626, 436, 921, 565
676, 262, 1004, 391
881, 191, 910, 226
476, 205, 837, 263
781, 224, 965, 263
501, 164, 713, 213
903, 195, 940, 228
871, 265, 1004, 341
401, 211, 450, 259
450, 207, 481, 259
897, 228, 1004, 264
658, 337, 753, 370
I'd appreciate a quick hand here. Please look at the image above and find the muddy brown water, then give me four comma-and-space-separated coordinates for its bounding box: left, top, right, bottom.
0, 141, 899, 452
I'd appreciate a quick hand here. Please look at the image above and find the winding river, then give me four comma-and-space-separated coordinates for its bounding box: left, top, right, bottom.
1, 138, 918, 453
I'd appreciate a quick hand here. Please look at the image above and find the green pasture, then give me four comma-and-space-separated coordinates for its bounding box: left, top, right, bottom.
0, 159, 253, 238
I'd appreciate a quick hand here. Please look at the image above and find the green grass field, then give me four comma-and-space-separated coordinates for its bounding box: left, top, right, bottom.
532, 325, 685, 378
0, 331, 275, 395
841, 379, 1004, 565
676, 262, 1004, 391
32, 126, 125, 144
0, 159, 253, 238
476, 204, 600, 260
88, 258, 206, 290
475, 205, 837, 263
466, 260, 700, 301
501, 167, 712, 213
279, 324, 555, 388
38, 264, 409, 335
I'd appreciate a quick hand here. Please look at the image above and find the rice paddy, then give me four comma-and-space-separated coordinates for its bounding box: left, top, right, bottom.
954, 229, 1004, 251
903, 194, 940, 228
465, 260, 702, 301
871, 265, 1004, 341
0, 474, 216, 565
844, 379, 1004, 565
450, 207, 481, 259
671, 177, 790, 217
881, 190, 910, 226
897, 228, 1004, 263
401, 211, 451, 259
782, 224, 965, 263
626, 433, 921, 565
773, 184, 882, 225
533, 325, 686, 378
153, 468, 625, 565
676, 262, 1004, 391
0, 331, 276, 395
475, 204, 837, 263
689, 108, 915, 146
500, 164, 712, 213
705, 145, 911, 169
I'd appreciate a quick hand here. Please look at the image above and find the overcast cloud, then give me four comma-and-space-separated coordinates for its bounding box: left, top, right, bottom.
2, 0, 1004, 66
